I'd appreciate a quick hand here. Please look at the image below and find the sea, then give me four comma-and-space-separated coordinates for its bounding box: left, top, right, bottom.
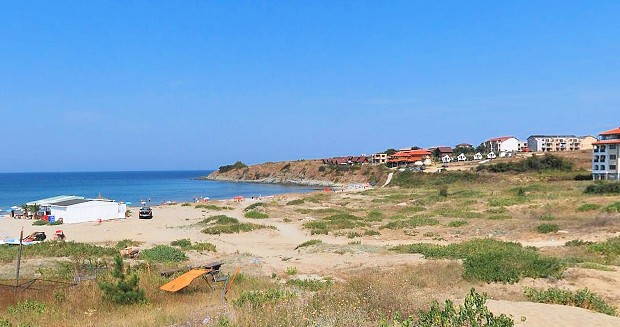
0, 170, 318, 209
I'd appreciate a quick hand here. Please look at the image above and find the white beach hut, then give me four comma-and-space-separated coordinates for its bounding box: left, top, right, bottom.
473, 152, 483, 160
28, 196, 127, 224
441, 155, 452, 163
487, 152, 497, 159
457, 153, 467, 162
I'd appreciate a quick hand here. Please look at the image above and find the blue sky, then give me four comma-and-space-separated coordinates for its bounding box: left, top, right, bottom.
1, 1, 619, 172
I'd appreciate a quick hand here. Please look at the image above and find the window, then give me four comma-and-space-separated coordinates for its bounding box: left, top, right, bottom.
610, 145, 617, 150
611, 165, 617, 170
611, 155, 617, 160
601, 145, 607, 151
600, 165, 606, 170
594, 165, 599, 170
601, 155, 606, 162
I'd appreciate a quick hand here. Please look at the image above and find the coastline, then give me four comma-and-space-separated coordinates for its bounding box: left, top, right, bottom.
199, 174, 340, 187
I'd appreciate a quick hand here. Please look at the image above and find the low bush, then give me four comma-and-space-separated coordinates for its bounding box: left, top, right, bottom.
539, 214, 555, 221
202, 223, 267, 235
604, 202, 620, 213
295, 239, 322, 249
565, 239, 594, 247
364, 229, 381, 236
478, 154, 573, 173
392, 171, 484, 188
584, 182, 620, 194
7, 299, 47, 315
286, 266, 297, 275
391, 239, 565, 283
0, 241, 117, 263
169, 239, 216, 252
285, 278, 332, 291
195, 204, 230, 211
286, 199, 305, 206
234, 288, 296, 309
438, 185, 449, 197
115, 239, 140, 249
381, 216, 439, 230
200, 215, 239, 225
244, 202, 265, 212
416, 289, 515, 326
524, 287, 616, 316
181, 203, 192, 207
140, 245, 188, 263
587, 237, 620, 262
577, 203, 601, 212
245, 211, 269, 219
170, 238, 192, 248
537, 224, 560, 234
448, 220, 468, 228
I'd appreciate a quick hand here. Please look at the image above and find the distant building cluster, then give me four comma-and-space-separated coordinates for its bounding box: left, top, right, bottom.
322, 135, 600, 170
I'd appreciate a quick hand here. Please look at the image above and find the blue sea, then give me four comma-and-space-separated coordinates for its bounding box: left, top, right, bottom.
0, 171, 318, 209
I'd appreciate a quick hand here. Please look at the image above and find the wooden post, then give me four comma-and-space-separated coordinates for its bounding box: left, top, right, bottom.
15, 227, 24, 289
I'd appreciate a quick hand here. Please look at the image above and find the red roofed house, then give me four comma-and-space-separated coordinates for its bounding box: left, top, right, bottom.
592, 126, 620, 181
387, 149, 432, 168
484, 136, 519, 154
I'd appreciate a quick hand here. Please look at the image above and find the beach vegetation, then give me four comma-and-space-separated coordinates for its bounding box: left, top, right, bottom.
98, 255, 146, 305
201, 222, 268, 234
584, 182, 620, 194
181, 202, 191, 207
448, 220, 468, 227
199, 215, 239, 225
286, 199, 305, 205
477, 154, 573, 173
524, 287, 616, 316
391, 171, 483, 188
244, 211, 269, 219
390, 239, 565, 283
218, 161, 248, 173
536, 223, 560, 234
295, 239, 322, 249
604, 202, 620, 213
169, 238, 216, 252
234, 288, 296, 309
115, 239, 140, 249
381, 216, 439, 230
285, 278, 332, 291
244, 202, 265, 211
140, 245, 188, 263
195, 204, 231, 210
0, 241, 117, 263
364, 229, 380, 236
285, 266, 297, 275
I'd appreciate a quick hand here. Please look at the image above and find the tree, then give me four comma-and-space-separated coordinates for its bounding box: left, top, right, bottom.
476, 143, 489, 154
29, 203, 41, 220
99, 255, 146, 305
20, 204, 29, 219
384, 148, 397, 156
411, 146, 421, 150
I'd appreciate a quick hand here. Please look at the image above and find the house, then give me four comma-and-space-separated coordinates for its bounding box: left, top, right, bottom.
518, 141, 529, 152
527, 135, 597, 152
592, 127, 620, 181
27, 195, 127, 224
441, 155, 452, 163
435, 147, 453, 157
484, 136, 519, 154
455, 143, 473, 149
473, 153, 483, 160
371, 153, 387, 164
457, 153, 467, 162
387, 149, 432, 168
487, 152, 497, 159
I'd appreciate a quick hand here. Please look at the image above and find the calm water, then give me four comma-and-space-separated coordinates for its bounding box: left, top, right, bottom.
0, 171, 317, 209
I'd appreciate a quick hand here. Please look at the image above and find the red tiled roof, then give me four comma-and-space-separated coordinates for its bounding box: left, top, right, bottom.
593, 139, 620, 145
599, 127, 620, 136
488, 136, 516, 142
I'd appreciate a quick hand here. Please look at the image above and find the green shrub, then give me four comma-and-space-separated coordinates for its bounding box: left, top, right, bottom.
438, 185, 449, 197
234, 288, 296, 309
200, 215, 239, 225
285, 278, 332, 291
448, 220, 468, 227
391, 239, 565, 283
140, 245, 187, 263
244, 211, 269, 219
539, 214, 555, 221
201, 223, 267, 234
381, 216, 439, 230
170, 239, 192, 248
286, 199, 305, 206
286, 266, 297, 275
565, 239, 594, 247
195, 204, 230, 211
524, 287, 616, 316
584, 182, 620, 194
32, 220, 47, 226
488, 214, 511, 220
577, 203, 601, 212
7, 300, 47, 315
295, 239, 322, 249
588, 237, 620, 262
115, 239, 139, 249
218, 161, 247, 173
181, 203, 192, 207
367, 210, 384, 221
98, 255, 146, 305
604, 202, 620, 213
347, 232, 362, 238
364, 229, 381, 236
537, 224, 560, 234
415, 289, 514, 326
244, 202, 265, 212
0, 241, 117, 263
478, 154, 573, 173
392, 171, 483, 188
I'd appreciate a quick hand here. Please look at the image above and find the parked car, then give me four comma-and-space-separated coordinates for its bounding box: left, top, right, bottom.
139, 206, 153, 219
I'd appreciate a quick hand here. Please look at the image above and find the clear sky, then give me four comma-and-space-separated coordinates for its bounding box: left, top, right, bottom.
1, 1, 619, 172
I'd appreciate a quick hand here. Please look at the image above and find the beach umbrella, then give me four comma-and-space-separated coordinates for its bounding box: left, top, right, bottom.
126, 202, 132, 205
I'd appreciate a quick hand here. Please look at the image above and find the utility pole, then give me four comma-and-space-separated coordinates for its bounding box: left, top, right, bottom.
15, 227, 24, 289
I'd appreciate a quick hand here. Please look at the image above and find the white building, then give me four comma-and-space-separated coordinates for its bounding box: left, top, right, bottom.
457, 153, 467, 162
484, 136, 519, 153
441, 155, 452, 163
592, 127, 620, 181
28, 195, 127, 224
528, 135, 596, 152
473, 153, 483, 160
487, 152, 497, 159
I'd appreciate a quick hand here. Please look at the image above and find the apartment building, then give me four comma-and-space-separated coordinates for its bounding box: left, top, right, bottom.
484, 136, 519, 154
592, 127, 620, 181
371, 153, 387, 164
527, 135, 597, 152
